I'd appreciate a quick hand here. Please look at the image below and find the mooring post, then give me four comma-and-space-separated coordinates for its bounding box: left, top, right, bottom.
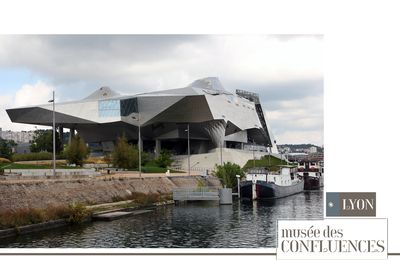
252, 179, 257, 200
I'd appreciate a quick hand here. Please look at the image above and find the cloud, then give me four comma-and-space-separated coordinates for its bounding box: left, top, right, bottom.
0, 35, 323, 144
14, 81, 54, 107
0, 35, 322, 89
0, 94, 14, 131
0, 81, 53, 131
264, 95, 324, 145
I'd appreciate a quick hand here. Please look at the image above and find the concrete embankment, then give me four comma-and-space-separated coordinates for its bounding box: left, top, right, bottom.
0, 175, 221, 214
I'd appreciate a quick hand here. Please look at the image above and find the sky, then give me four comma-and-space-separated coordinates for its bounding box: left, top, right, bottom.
0, 35, 323, 145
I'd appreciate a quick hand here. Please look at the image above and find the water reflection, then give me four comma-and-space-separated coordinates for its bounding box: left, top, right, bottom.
0, 191, 323, 248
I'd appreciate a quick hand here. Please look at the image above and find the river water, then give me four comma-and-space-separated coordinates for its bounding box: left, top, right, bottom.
0, 191, 323, 248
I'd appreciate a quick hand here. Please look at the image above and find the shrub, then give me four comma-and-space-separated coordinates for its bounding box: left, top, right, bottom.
65, 135, 89, 166
140, 151, 150, 166
111, 134, 139, 169
0, 139, 16, 160
155, 150, 173, 168
67, 203, 91, 224
213, 162, 244, 189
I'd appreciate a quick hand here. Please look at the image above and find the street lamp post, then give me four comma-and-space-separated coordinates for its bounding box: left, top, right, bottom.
252, 142, 256, 168
132, 114, 141, 178
268, 148, 271, 167
187, 123, 190, 176
48, 91, 56, 176
220, 140, 223, 166
138, 117, 141, 177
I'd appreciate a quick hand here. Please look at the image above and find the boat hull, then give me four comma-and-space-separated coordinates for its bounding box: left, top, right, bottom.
240, 180, 304, 200
304, 176, 321, 190
239, 181, 253, 199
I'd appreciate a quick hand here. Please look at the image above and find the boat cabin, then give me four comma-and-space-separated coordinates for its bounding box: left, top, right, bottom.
267, 166, 298, 186
245, 167, 267, 182
245, 166, 299, 187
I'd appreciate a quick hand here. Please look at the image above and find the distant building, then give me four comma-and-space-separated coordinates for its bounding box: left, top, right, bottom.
14, 143, 31, 154
0, 128, 35, 144
308, 146, 318, 154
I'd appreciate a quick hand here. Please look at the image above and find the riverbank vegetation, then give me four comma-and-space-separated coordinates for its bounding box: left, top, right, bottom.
0, 192, 172, 230
0, 203, 91, 229
213, 162, 244, 190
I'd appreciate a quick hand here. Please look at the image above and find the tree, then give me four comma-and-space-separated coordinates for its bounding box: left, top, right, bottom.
155, 150, 173, 168
213, 162, 245, 189
111, 135, 139, 169
65, 135, 89, 166
30, 130, 62, 154
0, 138, 16, 160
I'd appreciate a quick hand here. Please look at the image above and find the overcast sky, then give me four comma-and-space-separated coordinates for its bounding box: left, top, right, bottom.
0, 35, 323, 145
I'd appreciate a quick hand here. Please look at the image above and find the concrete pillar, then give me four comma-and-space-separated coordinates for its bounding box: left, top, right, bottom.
155, 139, 161, 157
58, 126, 64, 151
204, 120, 226, 148
252, 180, 257, 200
69, 128, 75, 145
219, 188, 232, 205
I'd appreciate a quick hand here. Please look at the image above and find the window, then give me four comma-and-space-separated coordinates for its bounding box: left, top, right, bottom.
99, 100, 120, 117
120, 98, 138, 116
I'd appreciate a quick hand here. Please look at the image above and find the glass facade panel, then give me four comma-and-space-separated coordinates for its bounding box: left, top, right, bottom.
120, 98, 138, 116
98, 100, 120, 117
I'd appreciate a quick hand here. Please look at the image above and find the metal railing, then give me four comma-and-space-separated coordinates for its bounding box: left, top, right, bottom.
172, 187, 220, 201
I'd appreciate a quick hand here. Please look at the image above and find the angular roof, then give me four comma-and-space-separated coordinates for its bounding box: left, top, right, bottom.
83, 86, 121, 100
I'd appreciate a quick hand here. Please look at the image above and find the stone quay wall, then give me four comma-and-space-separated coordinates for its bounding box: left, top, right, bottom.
0, 176, 221, 213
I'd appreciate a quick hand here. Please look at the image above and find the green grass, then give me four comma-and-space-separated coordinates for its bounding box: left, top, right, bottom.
242, 155, 295, 172
124, 159, 184, 173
